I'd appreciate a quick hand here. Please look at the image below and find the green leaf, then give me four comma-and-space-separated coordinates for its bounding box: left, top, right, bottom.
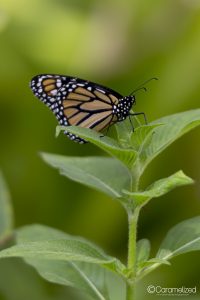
136, 239, 151, 268
56, 126, 137, 168
136, 239, 170, 277
144, 258, 170, 266
157, 216, 200, 260
16, 225, 108, 300
0, 171, 14, 246
115, 118, 133, 148
41, 153, 131, 198
115, 112, 145, 147
104, 271, 125, 300
17, 224, 71, 242
137, 258, 170, 276
142, 109, 200, 168
123, 171, 193, 206
138, 216, 200, 279
0, 239, 124, 272
25, 259, 107, 300
0, 224, 125, 274
130, 124, 164, 152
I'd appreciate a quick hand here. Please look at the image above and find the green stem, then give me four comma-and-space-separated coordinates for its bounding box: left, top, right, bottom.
126, 206, 140, 300
126, 283, 135, 300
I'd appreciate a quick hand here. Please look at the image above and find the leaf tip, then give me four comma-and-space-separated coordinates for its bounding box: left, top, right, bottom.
55, 125, 65, 138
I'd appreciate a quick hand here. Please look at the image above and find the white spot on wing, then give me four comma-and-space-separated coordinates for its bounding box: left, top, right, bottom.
96, 88, 105, 93
50, 89, 58, 96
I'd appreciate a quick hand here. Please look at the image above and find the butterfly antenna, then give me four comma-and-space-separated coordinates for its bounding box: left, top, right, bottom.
129, 77, 158, 96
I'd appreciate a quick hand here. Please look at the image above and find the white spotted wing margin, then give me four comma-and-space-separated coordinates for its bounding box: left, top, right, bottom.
30, 74, 88, 143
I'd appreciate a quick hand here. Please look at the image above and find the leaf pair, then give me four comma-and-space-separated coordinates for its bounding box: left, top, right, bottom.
136, 216, 200, 279
1, 217, 200, 299
41, 153, 193, 210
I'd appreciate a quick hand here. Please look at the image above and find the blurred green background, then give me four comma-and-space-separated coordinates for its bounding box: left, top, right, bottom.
0, 0, 200, 299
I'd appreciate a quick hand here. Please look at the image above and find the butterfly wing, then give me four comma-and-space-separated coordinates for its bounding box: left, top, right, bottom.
30, 74, 122, 143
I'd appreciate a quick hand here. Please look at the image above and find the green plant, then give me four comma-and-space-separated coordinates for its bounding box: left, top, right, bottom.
1, 109, 200, 300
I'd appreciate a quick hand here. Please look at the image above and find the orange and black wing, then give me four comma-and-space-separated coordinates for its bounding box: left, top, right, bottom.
30, 74, 122, 143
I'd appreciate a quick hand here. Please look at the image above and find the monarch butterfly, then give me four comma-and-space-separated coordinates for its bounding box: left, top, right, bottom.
30, 74, 148, 143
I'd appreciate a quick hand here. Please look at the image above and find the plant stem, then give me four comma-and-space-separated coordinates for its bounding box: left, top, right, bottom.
126, 206, 140, 300
126, 283, 135, 300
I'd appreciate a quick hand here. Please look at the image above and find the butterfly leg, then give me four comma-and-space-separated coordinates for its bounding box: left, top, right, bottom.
99, 125, 111, 138
129, 112, 148, 125
128, 115, 134, 132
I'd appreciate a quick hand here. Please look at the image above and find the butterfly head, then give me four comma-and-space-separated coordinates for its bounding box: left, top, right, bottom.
113, 95, 135, 121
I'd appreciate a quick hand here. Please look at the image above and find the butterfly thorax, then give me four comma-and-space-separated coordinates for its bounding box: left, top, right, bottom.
113, 96, 135, 122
